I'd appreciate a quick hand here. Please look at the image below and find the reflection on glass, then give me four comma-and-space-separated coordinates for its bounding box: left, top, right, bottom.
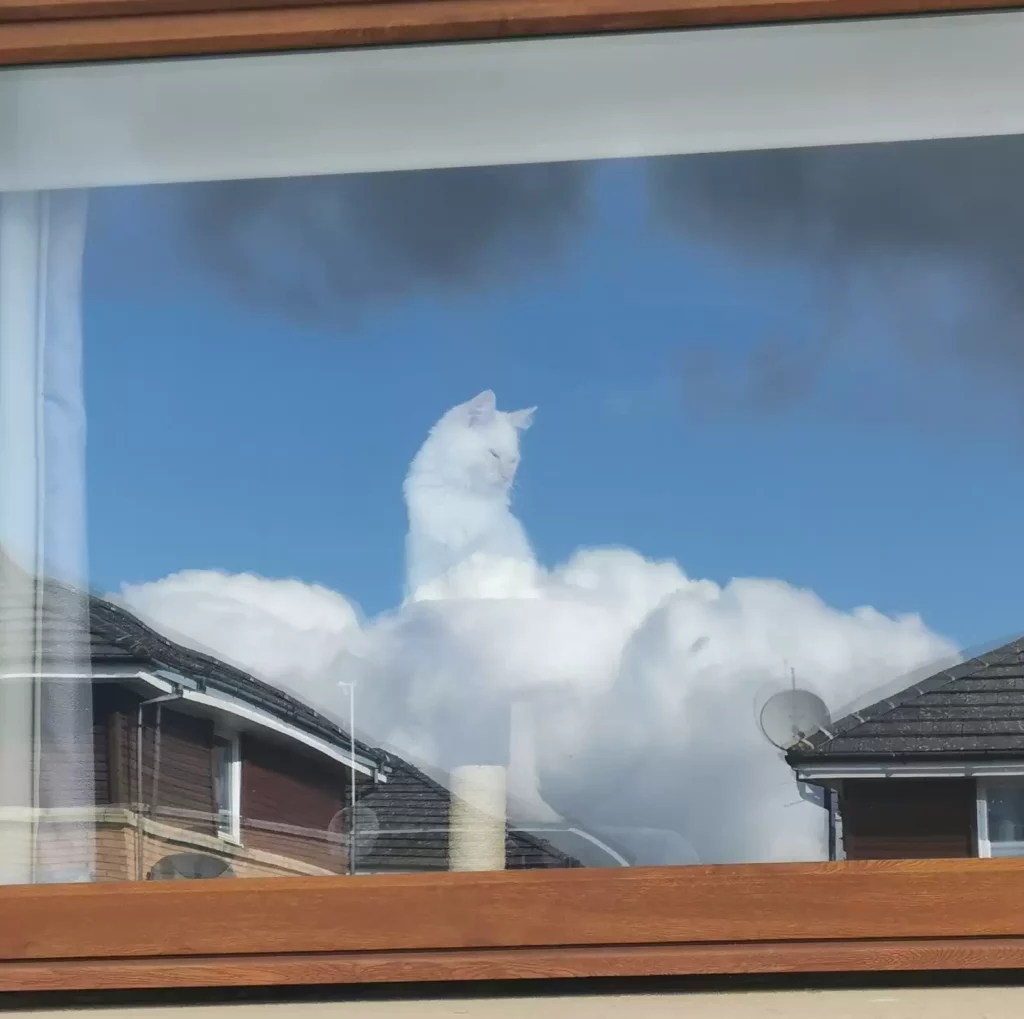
990, 786, 1024, 843
982, 780, 1024, 858
5, 133, 1024, 883
212, 733, 239, 842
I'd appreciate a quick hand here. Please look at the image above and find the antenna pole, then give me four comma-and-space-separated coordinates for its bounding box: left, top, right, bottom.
337, 680, 357, 876
349, 681, 356, 876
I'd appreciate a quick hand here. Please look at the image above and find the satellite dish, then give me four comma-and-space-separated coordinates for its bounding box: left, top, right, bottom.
328, 802, 380, 857
759, 688, 831, 750
147, 853, 234, 880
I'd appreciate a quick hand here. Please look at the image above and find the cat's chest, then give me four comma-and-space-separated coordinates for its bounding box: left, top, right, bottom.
412, 492, 513, 546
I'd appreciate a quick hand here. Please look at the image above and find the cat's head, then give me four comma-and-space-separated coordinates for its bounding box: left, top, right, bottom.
411, 390, 535, 496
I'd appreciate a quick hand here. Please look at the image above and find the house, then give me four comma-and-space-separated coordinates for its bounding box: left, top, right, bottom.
2, 567, 581, 880
786, 636, 1024, 861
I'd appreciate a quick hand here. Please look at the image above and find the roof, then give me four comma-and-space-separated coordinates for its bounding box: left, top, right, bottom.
0, 556, 580, 870
91, 595, 388, 765
353, 756, 583, 872
787, 635, 1024, 765
0, 567, 385, 765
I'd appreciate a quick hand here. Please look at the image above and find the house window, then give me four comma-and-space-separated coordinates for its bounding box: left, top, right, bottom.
212, 732, 241, 843
978, 780, 1024, 858
8, 7, 1024, 892
10, 3, 1024, 994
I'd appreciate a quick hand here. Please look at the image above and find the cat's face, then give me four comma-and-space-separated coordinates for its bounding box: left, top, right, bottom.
437, 390, 535, 495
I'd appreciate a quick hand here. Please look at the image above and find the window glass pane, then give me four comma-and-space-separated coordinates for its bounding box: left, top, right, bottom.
212, 737, 231, 836
5, 28, 1024, 886
988, 782, 1024, 849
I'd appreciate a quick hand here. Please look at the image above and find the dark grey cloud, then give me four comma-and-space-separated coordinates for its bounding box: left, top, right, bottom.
648, 134, 1024, 430
170, 162, 590, 325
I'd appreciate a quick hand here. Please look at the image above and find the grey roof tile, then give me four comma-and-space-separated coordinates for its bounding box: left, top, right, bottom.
787, 634, 1024, 764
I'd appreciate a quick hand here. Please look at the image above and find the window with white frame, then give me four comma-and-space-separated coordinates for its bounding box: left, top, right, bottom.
978, 779, 1024, 858
212, 732, 241, 843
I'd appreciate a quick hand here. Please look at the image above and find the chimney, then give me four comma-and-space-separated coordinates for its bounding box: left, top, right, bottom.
449, 764, 507, 872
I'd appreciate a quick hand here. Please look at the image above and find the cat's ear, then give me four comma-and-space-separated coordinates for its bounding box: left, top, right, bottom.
465, 390, 497, 426
508, 407, 536, 431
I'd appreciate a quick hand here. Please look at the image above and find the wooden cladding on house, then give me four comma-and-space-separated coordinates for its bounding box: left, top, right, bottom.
841, 778, 976, 860
241, 733, 347, 873
98, 685, 216, 834
143, 709, 216, 834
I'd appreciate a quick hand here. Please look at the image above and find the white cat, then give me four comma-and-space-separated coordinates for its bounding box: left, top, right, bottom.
404, 390, 536, 597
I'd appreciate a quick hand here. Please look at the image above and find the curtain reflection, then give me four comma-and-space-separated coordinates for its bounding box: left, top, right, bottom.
0, 190, 93, 884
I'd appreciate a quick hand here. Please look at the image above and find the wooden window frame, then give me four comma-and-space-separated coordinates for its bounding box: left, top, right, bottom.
0, 0, 1021, 65
3, 0, 1024, 995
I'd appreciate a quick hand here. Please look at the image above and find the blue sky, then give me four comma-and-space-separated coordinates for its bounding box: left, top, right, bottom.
81, 154, 1024, 651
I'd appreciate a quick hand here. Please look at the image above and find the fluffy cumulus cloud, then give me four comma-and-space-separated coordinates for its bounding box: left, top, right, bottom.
118, 546, 955, 867
118, 571, 362, 717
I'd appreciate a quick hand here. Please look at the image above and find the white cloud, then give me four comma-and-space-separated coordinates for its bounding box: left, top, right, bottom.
118, 546, 956, 867
118, 569, 361, 717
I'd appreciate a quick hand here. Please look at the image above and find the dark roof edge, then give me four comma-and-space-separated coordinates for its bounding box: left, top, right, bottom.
790, 635, 1024, 759
789, 748, 1024, 766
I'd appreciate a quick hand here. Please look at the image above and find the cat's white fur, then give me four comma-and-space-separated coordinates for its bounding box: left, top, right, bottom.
404, 390, 536, 597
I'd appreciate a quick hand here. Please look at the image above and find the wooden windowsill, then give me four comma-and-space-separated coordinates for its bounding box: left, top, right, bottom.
4, 858, 1024, 991
0, 0, 1022, 67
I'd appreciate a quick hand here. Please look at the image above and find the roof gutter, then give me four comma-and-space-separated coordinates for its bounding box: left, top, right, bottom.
794, 759, 1024, 781
135, 670, 383, 781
